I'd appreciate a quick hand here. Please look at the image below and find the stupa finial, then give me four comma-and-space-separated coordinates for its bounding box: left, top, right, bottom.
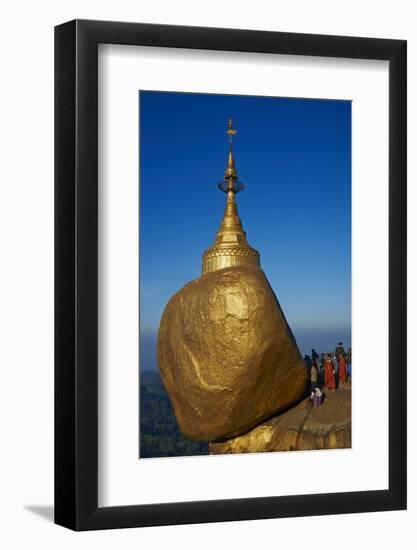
220, 118, 242, 193
224, 118, 238, 182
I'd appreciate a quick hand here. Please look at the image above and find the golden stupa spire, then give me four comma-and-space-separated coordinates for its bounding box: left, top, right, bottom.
225, 118, 238, 181
202, 119, 260, 275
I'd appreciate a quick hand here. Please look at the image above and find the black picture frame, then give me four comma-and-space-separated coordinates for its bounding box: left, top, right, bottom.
55, 19, 407, 531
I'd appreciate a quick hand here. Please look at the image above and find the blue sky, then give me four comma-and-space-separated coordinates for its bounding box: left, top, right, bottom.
139, 91, 351, 366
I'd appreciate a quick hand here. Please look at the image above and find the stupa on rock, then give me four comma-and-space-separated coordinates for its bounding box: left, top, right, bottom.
157, 119, 307, 443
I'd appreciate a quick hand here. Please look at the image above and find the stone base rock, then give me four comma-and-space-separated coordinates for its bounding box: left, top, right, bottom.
209, 382, 351, 454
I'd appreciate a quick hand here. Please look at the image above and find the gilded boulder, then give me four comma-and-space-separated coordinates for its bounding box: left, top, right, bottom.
157, 265, 307, 441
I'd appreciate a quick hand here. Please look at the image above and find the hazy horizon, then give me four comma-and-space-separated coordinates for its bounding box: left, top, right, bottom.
140, 327, 351, 372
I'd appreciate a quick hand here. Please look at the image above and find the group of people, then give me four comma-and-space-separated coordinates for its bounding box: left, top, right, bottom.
304, 343, 352, 410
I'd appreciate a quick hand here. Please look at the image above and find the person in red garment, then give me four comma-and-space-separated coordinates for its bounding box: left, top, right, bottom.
324, 354, 336, 391
338, 354, 347, 384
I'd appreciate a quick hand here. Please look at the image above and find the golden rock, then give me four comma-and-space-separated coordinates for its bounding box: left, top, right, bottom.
157, 119, 307, 443
209, 381, 352, 453
157, 264, 308, 441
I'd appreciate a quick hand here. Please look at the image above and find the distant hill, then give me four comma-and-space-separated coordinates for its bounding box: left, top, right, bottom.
139, 369, 209, 458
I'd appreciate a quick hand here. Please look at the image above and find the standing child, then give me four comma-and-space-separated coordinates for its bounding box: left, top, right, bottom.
311, 387, 323, 410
